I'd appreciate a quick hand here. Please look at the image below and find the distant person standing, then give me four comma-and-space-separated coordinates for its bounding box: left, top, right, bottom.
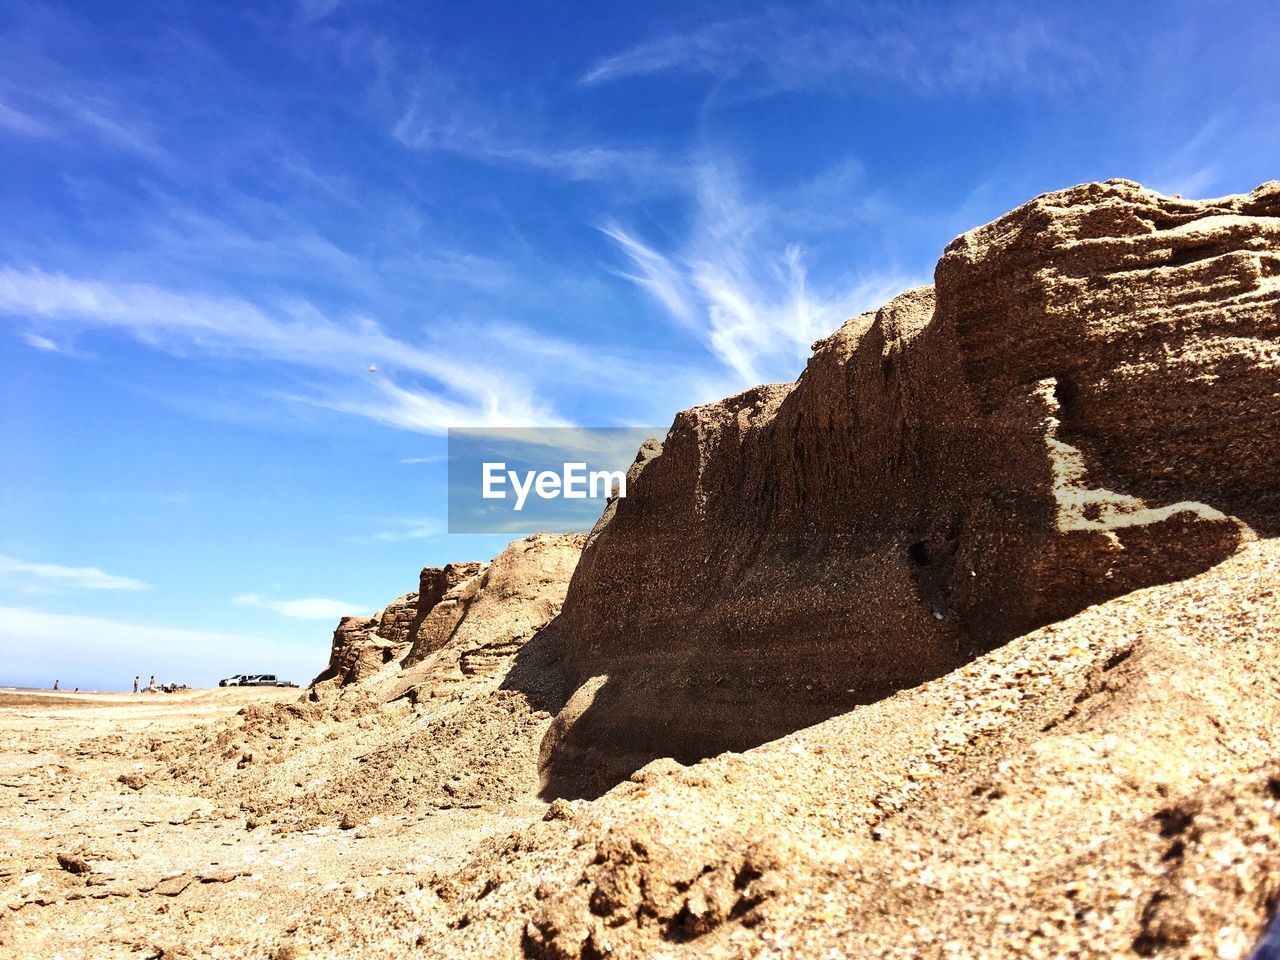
133, 676, 139, 693
53, 680, 59, 691
149, 675, 155, 691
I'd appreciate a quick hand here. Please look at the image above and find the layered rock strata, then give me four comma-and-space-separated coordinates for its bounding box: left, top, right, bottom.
540, 179, 1280, 795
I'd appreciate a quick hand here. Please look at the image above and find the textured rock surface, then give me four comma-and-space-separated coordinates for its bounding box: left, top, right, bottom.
406, 539, 1280, 960
290, 534, 586, 827
403, 562, 487, 665
389, 533, 587, 702
312, 614, 387, 687
542, 179, 1279, 796
193, 532, 591, 830
310, 563, 487, 689
373, 589, 423, 644
312, 534, 583, 699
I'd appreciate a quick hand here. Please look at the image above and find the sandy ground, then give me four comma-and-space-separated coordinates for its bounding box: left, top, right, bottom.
0, 687, 541, 959
3, 540, 1278, 959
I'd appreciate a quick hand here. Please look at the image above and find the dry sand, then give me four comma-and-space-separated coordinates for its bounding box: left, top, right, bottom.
2, 541, 1278, 958
0, 687, 548, 958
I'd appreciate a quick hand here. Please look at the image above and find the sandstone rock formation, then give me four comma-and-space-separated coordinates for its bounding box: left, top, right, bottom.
402, 562, 486, 658
390, 533, 586, 701
135, 533, 591, 838
67, 180, 1278, 960
541, 179, 1279, 797
311, 560, 488, 689
312, 535, 584, 702
311, 613, 399, 688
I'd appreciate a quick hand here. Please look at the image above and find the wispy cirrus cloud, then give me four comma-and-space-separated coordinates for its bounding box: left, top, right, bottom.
390, 86, 679, 188
64, 96, 172, 165
394, 101, 680, 188
581, 4, 1098, 96
0, 83, 170, 163
21, 331, 58, 351
0, 259, 744, 435
303, 376, 569, 434
0, 267, 565, 432
231, 592, 364, 620
0, 97, 52, 138
365, 517, 442, 542
0, 554, 149, 592
1141, 111, 1280, 200
296, 0, 344, 24
603, 161, 916, 385
600, 226, 697, 328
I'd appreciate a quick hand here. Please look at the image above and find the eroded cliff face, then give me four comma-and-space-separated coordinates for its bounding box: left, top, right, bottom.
310, 562, 485, 690
418, 539, 1280, 960
311, 534, 586, 698
101, 181, 1280, 960
541, 179, 1280, 797
192, 533, 589, 830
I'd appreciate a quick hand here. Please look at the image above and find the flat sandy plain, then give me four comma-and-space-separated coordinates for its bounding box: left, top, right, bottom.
0, 687, 532, 959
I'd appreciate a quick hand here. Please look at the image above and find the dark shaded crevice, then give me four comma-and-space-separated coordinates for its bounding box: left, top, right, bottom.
1052, 373, 1080, 422
1253, 911, 1280, 960
1166, 241, 1227, 268
498, 622, 578, 719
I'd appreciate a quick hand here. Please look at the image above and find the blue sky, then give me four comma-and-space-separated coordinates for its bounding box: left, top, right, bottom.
1, 0, 1277, 689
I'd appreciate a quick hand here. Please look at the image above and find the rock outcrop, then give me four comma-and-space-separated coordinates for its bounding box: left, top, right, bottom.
311, 613, 389, 687
390, 533, 587, 701
311, 535, 585, 700
100, 180, 1280, 960
310, 563, 486, 689
541, 179, 1280, 796
169, 533, 591, 833
402, 562, 486, 663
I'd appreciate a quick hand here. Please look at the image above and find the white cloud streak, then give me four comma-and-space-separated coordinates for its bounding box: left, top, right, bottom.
0, 85, 170, 163
599, 225, 697, 328
297, 0, 344, 24
0, 267, 565, 432
0, 98, 52, 138
603, 162, 915, 386
305, 377, 571, 434
366, 517, 442, 542
0, 555, 149, 592
231, 592, 364, 620
20, 331, 58, 351
67, 98, 171, 165
581, 5, 1097, 96
391, 94, 679, 188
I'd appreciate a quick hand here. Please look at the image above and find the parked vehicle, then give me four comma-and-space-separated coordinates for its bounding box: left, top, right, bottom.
219, 674, 297, 688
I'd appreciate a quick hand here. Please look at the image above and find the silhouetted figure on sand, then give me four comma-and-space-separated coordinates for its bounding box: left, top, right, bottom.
133, 676, 139, 694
